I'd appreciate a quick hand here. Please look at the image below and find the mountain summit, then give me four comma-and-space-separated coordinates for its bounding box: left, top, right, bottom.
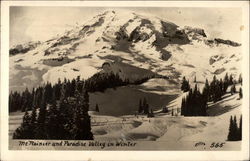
9, 10, 241, 91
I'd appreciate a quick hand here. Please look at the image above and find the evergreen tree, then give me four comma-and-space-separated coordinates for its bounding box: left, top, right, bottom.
202, 79, 210, 102
238, 74, 242, 85
29, 107, 37, 138
229, 74, 234, 85
181, 97, 186, 116
31, 88, 36, 108
138, 99, 143, 113
46, 90, 61, 139
54, 78, 62, 100
210, 75, 217, 102
44, 82, 53, 104
151, 109, 154, 117
238, 115, 242, 140
223, 73, 229, 93
95, 104, 99, 112
70, 78, 76, 97
144, 103, 149, 114
230, 84, 236, 95
181, 76, 190, 92
35, 90, 47, 139
239, 87, 242, 99
57, 83, 73, 139
21, 88, 32, 112
232, 115, 238, 141
227, 115, 234, 141
73, 87, 93, 140
13, 110, 33, 139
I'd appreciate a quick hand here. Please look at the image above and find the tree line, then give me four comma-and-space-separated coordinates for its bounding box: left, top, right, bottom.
181, 73, 242, 116
9, 72, 154, 112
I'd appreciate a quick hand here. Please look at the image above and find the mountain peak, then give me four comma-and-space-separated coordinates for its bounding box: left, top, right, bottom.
9, 9, 242, 92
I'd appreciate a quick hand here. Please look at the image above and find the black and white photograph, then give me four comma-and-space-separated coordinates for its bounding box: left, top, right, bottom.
1, 1, 249, 160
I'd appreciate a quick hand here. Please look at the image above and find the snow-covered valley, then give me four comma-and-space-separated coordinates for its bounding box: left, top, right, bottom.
9, 88, 242, 145
9, 9, 243, 150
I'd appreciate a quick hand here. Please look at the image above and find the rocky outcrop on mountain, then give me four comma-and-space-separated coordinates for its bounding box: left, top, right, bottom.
184, 26, 207, 37
209, 55, 225, 65
10, 41, 41, 56
50, 36, 79, 48
161, 20, 179, 37
214, 38, 241, 47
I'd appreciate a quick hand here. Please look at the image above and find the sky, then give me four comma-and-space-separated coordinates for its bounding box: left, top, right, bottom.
10, 7, 242, 47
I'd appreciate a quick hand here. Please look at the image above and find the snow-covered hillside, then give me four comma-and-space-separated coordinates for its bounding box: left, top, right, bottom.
9, 89, 242, 144
9, 9, 241, 92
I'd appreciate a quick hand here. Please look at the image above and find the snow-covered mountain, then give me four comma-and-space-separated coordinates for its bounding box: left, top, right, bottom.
9, 9, 241, 92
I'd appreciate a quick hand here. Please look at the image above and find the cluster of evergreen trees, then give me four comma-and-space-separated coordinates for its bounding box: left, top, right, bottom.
181, 73, 242, 116
13, 78, 93, 140
10, 71, 155, 139
181, 84, 207, 116
227, 115, 242, 141
9, 77, 79, 112
138, 98, 149, 114
84, 72, 129, 92
137, 98, 154, 117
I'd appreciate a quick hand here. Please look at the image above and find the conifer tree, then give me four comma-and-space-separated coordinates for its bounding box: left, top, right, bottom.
35, 90, 47, 139
46, 90, 61, 139
72, 84, 93, 140
223, 73, 229, 93
181, 76, 190, 92
29, 107, 37, 138
14, 110, 28, 138
138, 99, 143, 113
238, 74, 242, 85
227, 116, 234, 141
229, 74, 234, 85
230, 84, 236, 95
44, 82, 53, 104
13, 110, 33, 139
21, 88, 32, 112
151, 109, 154, 117
144, 103, 149, 114
70, 78, 76, 97
181, 97, 186, 116
57, 83, 73, 139
95, 104, 99, 112
233, 115, 238, 140
238, 115, 242, 140
239, 87, 242, 99
202, 79, 210, 102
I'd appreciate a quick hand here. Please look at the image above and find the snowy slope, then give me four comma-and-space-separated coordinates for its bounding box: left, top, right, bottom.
9, 91, 241, 143
9, 9, 241, 92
